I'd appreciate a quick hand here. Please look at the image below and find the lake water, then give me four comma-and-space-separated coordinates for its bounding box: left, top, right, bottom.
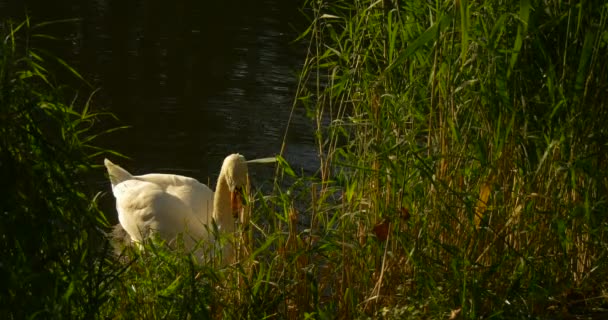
1, 0, 317, 212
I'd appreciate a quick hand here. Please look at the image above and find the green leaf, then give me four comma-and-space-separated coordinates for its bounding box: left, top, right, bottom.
276, 155, 296, 177
508, 0, 531, 77
575, 31, 594, 92
386, 13, 453, 72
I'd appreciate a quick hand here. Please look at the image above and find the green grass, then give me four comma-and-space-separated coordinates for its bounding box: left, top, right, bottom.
289, 0, 608, 318
0, 17, 117, 318
2, 1, 608, 318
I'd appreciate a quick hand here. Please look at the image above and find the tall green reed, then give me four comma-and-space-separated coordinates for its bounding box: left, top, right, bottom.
292, 0, 608, 317
0, 18, 118, 318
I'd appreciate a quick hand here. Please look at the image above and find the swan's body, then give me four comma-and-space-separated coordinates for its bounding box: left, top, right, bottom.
104, 154, 248, 263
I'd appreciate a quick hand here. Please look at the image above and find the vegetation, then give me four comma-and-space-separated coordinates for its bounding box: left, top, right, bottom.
2, 0, 608, 318
289, 0, 608, 318
0, 18, 115, 318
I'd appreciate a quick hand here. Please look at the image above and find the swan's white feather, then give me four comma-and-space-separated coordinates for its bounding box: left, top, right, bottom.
104, 155, 248, 263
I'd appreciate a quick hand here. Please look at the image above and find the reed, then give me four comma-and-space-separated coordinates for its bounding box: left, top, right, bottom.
287, 0, 608, 318
0, 17, 119, 318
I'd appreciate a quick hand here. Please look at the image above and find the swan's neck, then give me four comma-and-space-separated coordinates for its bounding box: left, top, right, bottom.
213, 176, 235, 234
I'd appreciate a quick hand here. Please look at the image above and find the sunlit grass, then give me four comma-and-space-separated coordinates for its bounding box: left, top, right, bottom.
287, 0, 608, 318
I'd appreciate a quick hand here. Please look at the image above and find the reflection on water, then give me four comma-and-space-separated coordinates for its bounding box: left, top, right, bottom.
1, 0, 316, 185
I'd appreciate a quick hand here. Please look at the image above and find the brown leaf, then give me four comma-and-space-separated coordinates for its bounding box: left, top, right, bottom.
373, 220, 390, 242
400, 207, 411, 221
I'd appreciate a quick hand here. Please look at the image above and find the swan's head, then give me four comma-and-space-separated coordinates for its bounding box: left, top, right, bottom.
220, 154, 249, 219
221, 153, 248, 191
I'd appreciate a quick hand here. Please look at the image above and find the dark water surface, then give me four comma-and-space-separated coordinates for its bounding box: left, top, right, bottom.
1, 0, 316, 193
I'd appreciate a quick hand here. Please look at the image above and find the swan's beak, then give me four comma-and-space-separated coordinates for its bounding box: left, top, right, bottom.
230, 187, 244, 219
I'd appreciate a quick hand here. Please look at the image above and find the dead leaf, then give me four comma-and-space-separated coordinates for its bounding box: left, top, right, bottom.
475, 182, 492, 227
400, 207, 410, 221
373, 220, 390, 242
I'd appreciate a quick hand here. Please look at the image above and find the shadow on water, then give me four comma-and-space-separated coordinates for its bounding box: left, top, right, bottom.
1, 0, 317, 216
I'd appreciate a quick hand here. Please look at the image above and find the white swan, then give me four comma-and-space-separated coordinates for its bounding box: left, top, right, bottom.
104, 154, 248, 263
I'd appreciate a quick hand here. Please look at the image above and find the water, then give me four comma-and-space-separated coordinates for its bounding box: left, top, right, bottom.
1, 0, 317, 213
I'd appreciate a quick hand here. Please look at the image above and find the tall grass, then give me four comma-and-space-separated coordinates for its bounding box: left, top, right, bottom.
0, 18, 117, 318
3, 1, 608, 318
289, 0, 608, 317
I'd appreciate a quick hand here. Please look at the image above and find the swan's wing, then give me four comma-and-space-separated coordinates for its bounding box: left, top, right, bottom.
112, 179, 163, 243
136, 173, 215, 224
112, 179, 207, 247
